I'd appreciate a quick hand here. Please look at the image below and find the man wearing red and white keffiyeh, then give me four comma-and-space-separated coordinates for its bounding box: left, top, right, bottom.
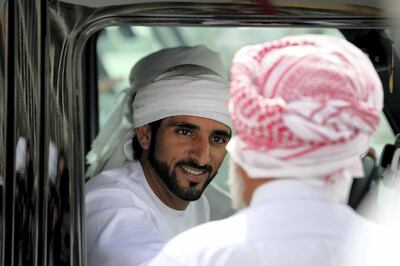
227, 34, 383, 206
150, 35, 399, 266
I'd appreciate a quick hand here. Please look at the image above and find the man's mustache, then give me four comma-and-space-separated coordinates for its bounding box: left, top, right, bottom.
176, 159, 212, 173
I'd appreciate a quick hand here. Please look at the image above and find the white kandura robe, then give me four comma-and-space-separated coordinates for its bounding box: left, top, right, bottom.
150, 180, 395, 266
85, 160, 209, 266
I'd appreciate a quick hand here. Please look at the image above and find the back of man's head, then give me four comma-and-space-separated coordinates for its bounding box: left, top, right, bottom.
227, 35, 383, 208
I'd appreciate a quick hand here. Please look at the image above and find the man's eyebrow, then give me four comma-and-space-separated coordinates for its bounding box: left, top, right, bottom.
213, 129, 232, 139
171, 122, 200, 130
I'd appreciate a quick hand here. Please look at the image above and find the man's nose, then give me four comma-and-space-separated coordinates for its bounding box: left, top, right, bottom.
190, 137, 211, 166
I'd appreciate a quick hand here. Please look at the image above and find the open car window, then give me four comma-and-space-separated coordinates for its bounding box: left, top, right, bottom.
96, 27, 395, 198
96, 27, 342, 196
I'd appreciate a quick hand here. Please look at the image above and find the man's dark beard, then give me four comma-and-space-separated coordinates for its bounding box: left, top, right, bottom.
148, 142, 217, 201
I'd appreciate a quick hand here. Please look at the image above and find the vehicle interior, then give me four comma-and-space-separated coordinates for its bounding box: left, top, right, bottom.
90, 25, 399, 220
2, 0, 400, 265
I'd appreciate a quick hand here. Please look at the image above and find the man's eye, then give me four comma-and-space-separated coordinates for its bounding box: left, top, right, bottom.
212, 136, 226, 144
177, 129, 193, 136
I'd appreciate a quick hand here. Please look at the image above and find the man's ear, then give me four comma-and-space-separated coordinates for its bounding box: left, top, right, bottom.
135, 125, 152, 150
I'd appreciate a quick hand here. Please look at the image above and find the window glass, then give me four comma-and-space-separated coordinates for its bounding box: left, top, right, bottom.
96, 27, 344, 191
96, 26, 395, 210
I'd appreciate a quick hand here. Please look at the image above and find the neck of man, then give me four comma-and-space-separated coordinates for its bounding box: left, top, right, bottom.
139, 157, 189, 211
236, 164, 274, 206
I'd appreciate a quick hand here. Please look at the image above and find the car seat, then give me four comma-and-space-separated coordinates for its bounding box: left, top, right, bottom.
355, 136, 400, 222
348, 153, 380, 210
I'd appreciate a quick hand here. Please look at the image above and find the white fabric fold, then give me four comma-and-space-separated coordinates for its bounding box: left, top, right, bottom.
227, 135, 367, 180
86, 89, 136, 177
133, 74, 231, 128
227, 135, 364, 202
129, 45, 227, 88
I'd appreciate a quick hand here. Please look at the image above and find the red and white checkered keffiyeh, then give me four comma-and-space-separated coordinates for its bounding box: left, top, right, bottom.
227, 35, 383, 200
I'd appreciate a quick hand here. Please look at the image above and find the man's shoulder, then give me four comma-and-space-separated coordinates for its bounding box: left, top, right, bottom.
84, 162, 152, 212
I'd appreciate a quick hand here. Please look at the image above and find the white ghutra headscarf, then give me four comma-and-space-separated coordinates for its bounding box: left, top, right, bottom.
86, 45, 231, 178
227, 35, 383, 202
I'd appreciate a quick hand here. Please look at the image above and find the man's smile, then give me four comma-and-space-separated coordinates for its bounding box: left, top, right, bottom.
181, 165, 207, 176
178, 165, 210, 183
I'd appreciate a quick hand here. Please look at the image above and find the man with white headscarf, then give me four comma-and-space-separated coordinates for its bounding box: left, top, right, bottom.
149, 35, 397, 266
85, 45, 232, 266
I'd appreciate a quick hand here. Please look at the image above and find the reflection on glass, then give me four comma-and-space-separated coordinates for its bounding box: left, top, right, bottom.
15, 137, 34, 265
47, 142, 70, 266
